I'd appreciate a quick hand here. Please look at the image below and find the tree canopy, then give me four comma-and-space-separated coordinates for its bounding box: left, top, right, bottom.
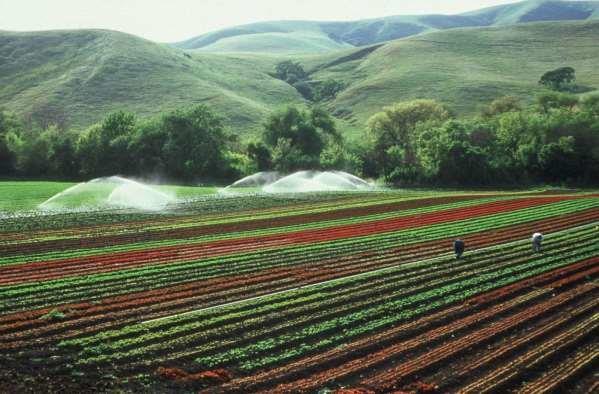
1, 91, 598, 186
262, 106, 339, 172
539, 66, 576, 91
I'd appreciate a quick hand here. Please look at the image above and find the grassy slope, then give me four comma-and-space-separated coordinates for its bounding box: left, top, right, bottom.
174, 1, 599, 54
0, 181, 215, 212
465, 0, 599, 25
196, 31, 354, 54
0, 29, 302, 133
2, 21, 599, 141
301, 20, 599, 139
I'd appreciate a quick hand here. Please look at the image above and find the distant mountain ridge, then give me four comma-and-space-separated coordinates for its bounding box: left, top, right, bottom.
174, 0, 599, 53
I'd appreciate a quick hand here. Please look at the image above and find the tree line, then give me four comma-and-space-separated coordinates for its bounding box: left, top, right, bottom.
364, 93, 599, 185
1, 90, 598, 186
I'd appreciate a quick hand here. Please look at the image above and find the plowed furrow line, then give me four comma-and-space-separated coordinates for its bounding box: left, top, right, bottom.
2, 204, 596, 287
217, 261, 599, 393
460, 313, 598, 393
516, 343, 598, 394
0, 196, 568, 266
0, 226, 595, 351
358, 284, 597, 391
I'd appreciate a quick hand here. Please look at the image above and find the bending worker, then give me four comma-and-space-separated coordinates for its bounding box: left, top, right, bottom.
454, 239, 465, 259
532, 232, 543, 253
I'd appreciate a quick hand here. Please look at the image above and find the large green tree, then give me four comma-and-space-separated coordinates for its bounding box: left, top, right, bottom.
366, 99, 450, 183
262, 106, 339, 172
416, 119, 495, 184
161, 105, 233, 181
77, 111, 136, 177
127, 119, 168, 175
274, 61, 307, 84
539, 66, 576, 91
0, 110, 22, 174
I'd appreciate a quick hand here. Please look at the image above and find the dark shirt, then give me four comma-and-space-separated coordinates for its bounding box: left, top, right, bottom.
454, 240, 465, 253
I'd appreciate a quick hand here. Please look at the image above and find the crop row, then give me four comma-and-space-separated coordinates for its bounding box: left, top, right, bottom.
1, 201, 596, 315
1, 194, 488, 246
218, 258, 598, 392
55, 227, 597, 373
457, 310, 597, 393
0, 194, 512, 260
0, 189, 394, 233
59, 235, 560, 350
2, 211, 594, 351
191, 241, 598, 374
0, 192, 429, 249
274, 280, 596, 393
358, 284, 597, 392
2, 203, 596, 324
516, 342, 597, 394
0, 196, 592, 280
0, 196, 583, 284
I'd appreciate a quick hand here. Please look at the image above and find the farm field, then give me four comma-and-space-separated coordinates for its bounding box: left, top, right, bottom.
0, 183, 597, 393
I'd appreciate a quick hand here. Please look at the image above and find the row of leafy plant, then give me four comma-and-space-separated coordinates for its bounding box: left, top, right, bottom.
1, 198, 596, 314
55, 226, 597, 373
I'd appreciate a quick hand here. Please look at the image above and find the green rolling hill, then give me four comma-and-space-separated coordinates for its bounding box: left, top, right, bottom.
0, 29, 302, 133
465, 0, 599, 25
1, 18, 599, 141
174, 0, 599, 54
301, 20, 599, 138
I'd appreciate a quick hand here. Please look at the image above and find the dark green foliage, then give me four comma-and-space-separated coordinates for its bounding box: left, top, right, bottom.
275, 61, 307, 84
581, 94, 599, 116
77, 111, 136, 177
247, 142, 272, 171
366, 99, 451, 183
274, 61, 316, 100
262, 106, 339, 172
319, 144, 363, 175
417, 120, 495, 185
537, 136, 580, 182
314, 79, 345, 102
1, 105, 238, 183
292, 81, 314, 101
536, 91, 579, 113
127, 119, 168, 175
0, 110, 22, 174
364, 96, 599, 186
539, 66, 576, 91
2, 91, 598, 186
161, 105, 232, 181
481, 96, 521, 118
45, 128, 79, 178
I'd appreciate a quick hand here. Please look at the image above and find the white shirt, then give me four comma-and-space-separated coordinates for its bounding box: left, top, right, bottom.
532, 232, 543, 241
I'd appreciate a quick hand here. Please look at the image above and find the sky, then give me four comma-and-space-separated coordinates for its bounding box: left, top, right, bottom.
0, 0, 521, 42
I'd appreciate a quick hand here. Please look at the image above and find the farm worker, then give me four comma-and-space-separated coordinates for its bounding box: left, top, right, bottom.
453, 239, 465, 259
532, 232, 543, 253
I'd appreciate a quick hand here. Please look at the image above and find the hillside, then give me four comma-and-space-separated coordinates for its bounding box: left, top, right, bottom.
174, 0, 599, 54
465, 0, 599, 25
1, 21, 599, 140
301, 20, 599, 138
0, 29, 302, 133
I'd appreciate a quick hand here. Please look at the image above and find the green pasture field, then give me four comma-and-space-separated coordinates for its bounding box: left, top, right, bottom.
1, 179, 595, 214
0, 181, 217, 212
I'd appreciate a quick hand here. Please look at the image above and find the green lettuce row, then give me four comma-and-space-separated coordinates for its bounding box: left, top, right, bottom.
61, 226, 596, 364
1, 194, 508, 265
71, 233, 598, 367
1, 199, 596, 313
